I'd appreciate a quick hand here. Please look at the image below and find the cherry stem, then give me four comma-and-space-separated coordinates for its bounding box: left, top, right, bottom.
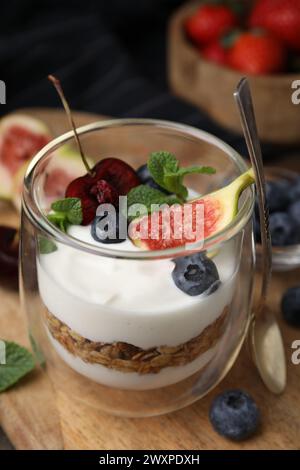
48, 75, 92, 175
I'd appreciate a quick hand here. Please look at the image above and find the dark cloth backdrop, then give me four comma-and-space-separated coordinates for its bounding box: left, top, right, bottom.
0, 0, 296, 157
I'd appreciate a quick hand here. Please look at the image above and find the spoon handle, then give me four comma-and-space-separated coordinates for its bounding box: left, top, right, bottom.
234, 77, 272, 305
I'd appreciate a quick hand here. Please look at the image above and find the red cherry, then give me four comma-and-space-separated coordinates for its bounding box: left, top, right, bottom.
66, 174, 98, 225
90, 179, 119, 206
66, 158, 140, 225
93, 158, 141, 195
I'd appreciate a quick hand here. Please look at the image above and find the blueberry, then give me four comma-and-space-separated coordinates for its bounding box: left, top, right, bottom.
285, 201, 300, 244
136, 163, 151, 183
172, 253, 220, 296
289, 200, 300, 226
266, 180, 289, 212
209, 390, 260, 441
136, 164, 171, 195
91, 212, 127, 244
289, 230, 300, 245
288, 177, 300, 203
281, 287, 300, 327
269, 212, 294, 246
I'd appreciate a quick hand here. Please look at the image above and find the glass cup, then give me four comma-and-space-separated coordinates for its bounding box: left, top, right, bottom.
20, 119, 255, 417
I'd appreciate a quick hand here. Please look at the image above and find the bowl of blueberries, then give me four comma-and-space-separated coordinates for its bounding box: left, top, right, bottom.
255, 166, 300, 271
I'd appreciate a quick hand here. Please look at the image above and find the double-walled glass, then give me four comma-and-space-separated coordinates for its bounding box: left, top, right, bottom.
20, 119, 255, 417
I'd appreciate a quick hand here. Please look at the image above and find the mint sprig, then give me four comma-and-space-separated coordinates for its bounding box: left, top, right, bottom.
127, 185, 180, 220
38, 236, 57, 254
148, 151, 215, 201
0, 341, 35, 392
48, 197, 82, 232
147, 151, 179, 188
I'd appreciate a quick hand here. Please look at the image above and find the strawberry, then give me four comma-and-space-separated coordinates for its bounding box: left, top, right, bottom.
185, 4, 237, 46
66, 158, 140, 225
249, 0, 300, 51
227, 30, 286, 75
201, 40, 228, 65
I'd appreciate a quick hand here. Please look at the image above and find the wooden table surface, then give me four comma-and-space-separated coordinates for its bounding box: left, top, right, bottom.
0, 109, 299, 450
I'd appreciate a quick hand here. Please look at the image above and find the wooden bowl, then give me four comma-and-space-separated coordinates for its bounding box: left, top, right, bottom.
168, 1, 300, 144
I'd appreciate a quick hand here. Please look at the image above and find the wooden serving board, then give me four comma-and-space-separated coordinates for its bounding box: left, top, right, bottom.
0, 109, 300, 450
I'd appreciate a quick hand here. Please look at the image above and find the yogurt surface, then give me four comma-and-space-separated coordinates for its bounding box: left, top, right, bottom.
37, 225, 240, 348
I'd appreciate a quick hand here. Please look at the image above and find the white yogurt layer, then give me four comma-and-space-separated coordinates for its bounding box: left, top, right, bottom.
37, 225, 240, 349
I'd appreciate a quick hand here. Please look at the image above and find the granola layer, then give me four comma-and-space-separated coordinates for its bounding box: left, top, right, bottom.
45, 307, 228, 374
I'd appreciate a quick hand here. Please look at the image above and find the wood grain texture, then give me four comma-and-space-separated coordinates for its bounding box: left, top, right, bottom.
0, 109, 299, 450
0, 205, 64, 450
168, 1, 300, 144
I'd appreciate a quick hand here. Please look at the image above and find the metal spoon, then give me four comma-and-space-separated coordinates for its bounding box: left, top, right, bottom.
234, 77, 287, 394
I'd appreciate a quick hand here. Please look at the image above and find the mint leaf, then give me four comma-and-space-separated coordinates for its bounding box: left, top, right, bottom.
0, 341, 35, 392
127, 185, 180, 220
148, 151, 215, 201
51, 197, 82, 225
128, 185, 176, 207
38, 236, 57, 254
48, 197, 82, 232
175, 166, 216, 177
148, 151, 178, 189
66, 198, 82, 225
163, 174, 188, 201
47, 213, 69, 233
163, 166, 216, 200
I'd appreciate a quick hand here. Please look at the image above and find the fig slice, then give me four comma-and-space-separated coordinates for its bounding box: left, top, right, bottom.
12, 146, 93, 211
0, 114, 51, 201
0, 163, 13, 200
129, 168, 255, 250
